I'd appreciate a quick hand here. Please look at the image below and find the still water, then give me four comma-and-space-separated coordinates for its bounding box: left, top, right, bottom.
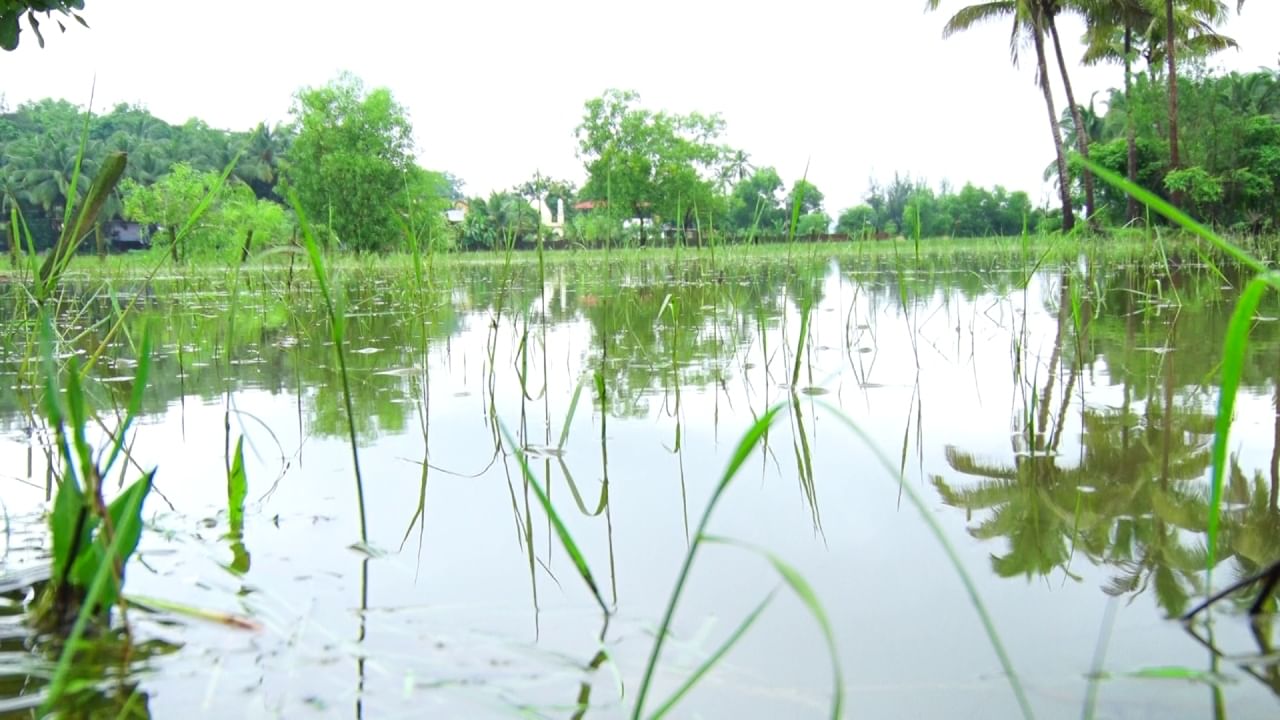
2, 250, 1279, 718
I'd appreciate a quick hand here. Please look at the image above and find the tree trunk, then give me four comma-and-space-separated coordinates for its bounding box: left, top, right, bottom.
1047, 13, 1095, 228
1032, 24, 1075, 231
1124, 24, 1140, 224
7, 214, 17, 268
241, 228, 254, 264
1165, 0, 1181, 171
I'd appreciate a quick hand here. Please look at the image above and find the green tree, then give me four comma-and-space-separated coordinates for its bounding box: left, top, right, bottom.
726, 167, 786, 234
787, 179, 825, 216
795, 212, 831, 237
281, 73, 414, 252
401, 165, 454, 252
835, 205, 877, 238
121, 164, 230, 262
926, 0, 1076, 231
575, 89, 729, 242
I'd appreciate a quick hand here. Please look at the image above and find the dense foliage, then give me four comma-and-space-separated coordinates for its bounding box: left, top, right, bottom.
1085, 66, 1280, 232
0, 0, 1273, 257
0, 0, 85, 50
281, 74, 447, 253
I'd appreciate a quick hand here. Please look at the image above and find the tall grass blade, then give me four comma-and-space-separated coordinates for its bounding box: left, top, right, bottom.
38, 151, 127, 298
819, 402, 1033, 719
1205, 275, 1277, 572
648, 591, 776, 719
558, 373, 589, 450
287, 190, 367, 542
632, 404, 782, 720
704, 536, 844, 720
499, 424, 610, 616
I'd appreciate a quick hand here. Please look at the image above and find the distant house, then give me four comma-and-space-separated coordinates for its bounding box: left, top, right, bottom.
445, 199, 467, 224
105, 221, 150, 251
573, 199, 606, 211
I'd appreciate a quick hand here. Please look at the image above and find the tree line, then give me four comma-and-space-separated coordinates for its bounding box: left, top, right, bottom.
2, 1, 1277, 257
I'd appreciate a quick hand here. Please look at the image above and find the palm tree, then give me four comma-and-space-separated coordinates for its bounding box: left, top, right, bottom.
1159, 0, 1235, 173
925, 0, 1076, 231
1083, 0, 1152, 223
5, 130, 97, 230
1041, 1, 1100, 226
717, 149, 755, 192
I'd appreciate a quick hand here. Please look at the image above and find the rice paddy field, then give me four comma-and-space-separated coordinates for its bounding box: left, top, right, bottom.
3, 237, 1280, 718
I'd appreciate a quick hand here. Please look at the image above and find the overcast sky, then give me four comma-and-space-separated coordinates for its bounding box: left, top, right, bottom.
1, 1, 1276, 214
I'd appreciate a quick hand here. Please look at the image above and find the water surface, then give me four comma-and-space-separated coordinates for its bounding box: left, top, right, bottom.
2, 249, 1279, 718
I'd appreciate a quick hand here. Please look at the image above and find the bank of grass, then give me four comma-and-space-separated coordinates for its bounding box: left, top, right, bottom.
7, 229, 1274, 285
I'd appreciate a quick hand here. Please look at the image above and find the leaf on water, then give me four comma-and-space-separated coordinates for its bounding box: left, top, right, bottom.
1123, 666, 1233, 685
348, 542, 387, 559
373, 367, 420, 377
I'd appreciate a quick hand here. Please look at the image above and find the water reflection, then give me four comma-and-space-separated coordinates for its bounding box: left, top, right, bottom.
2, 252, 1280, 717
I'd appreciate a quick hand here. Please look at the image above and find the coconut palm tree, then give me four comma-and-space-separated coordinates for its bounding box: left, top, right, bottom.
925, 0, 1076, 231
1082, 0, 1240, 215
1158, 0, 1235, 172
1082, 0, 1152, 223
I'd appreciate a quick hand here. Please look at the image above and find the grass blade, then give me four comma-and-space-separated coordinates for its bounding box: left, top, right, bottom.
632, 404, 782, 720
1206, 274, 1278, 573
648, 590, 776, 719
818, 401, 1033, 719
704, 536, 844, 720
499, 423, 610, 616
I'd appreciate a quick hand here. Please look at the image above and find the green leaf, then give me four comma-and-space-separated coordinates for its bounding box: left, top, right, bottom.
703, 537, 844, 720
1208, 275, 1280, 570
79, 474, 153, 607
500, 423, 610, 616
0, 13, 20, 51
228, 436, 247, 535
43, 470, 154, 713
50, 475, 88, 583
649, 591, 776, 719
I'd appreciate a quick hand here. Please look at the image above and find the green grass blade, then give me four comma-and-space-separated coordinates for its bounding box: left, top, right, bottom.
288, 190, 366, 542
1078, 157, 1265, 275
99, 324, 152, 475
1206, 274, 1279, 572
704, 536, 844, 720
500, 423, 610, 616
648, 590, 776, 719
228, 436, 247, 533
557, 373, 589, 449
632, 404, 783, 720
39, 152, 127, 296
819, 401, 1034, 719
791, 296, 812, 388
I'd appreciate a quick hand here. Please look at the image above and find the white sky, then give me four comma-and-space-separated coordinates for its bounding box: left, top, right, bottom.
1, 0, 1276, 215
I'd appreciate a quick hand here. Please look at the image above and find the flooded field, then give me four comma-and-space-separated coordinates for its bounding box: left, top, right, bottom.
3, 246, 1280, 718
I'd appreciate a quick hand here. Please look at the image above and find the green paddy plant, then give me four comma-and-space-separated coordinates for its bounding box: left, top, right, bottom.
288, 191, 369, 544
30, 315, 156, 712
632, 406, 844, 720
36, 151, 127, 302
34, 316, 155, 631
